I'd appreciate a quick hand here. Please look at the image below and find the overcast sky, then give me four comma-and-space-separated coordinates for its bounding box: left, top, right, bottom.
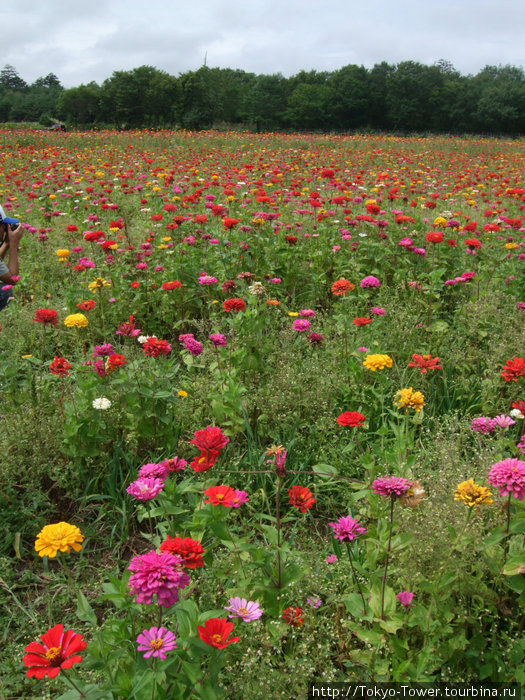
3, 0, 525, 88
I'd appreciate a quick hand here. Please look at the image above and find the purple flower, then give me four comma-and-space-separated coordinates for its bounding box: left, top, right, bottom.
307, 332, 324, 345
328, 516, 367, 541
292, 319, 311, 332
179, 333, 203, 356
209, 333, 227, 347
396, 591, 414, 608
487, 458, 525, 500
372, 476, 413, 498
307, 597, 322, 608
126, 477, 165, 501
136, 626, 177, 659
360, 276, 381, 288
224, 597, 263, 621
127, 550, 189, 607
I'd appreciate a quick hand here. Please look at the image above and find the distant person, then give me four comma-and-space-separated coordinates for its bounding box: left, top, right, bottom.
0, 206, 23, 311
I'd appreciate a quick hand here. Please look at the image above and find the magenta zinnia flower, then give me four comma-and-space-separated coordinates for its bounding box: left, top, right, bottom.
372, 476, 413, 498
328, 516, 367, 541
360, 275, 381, 288
224, 597, 263, 622
231, 489, 250, 507
179, 333, 203, 356
471, 416, 496, 434
209, 333, 227, 347
136, 626, 177, 659
487, 458, 525, 500
127, 550, 189, 607
292, 319, 311, 332
396, 591, 414, 608
126, 477, 165, 501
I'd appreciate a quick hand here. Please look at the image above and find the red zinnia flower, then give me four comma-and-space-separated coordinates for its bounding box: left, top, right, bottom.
285, 235, 298, 245
512, 400, 525, 413
223, 298, 246, 313
190, 450, 220, 472
425, 231, 444, 244
282, 607, 305, 627
49, 357, 72, 376
106, 353, 127, 369
336, 411, 366, 427
222, 217, 240, 230
162, 280, 182, 291
143, 337, 172, 357
23, 624, 86, 679
331, 279, 354, 296
76, 299, 96, 311
408, 353, 442, 373
160, 536, 205, 569
352, 317, 372, 326
288, 485, 315, 512
465, 238, 482, 249
501, 357, 525, 382
33, 308, 58, 326
84, 230, 105, 242
203, 485, 237, 507
197, 618, 240, 649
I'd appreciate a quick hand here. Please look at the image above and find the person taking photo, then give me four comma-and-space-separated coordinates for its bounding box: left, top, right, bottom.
0, 205, 23, 311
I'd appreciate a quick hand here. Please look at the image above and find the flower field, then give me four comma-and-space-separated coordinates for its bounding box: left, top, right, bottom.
0, 128, 524, 699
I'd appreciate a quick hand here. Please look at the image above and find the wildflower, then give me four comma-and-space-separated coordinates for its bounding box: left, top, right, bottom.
204, 485, 237, 507
360, 275, 381, 288
56, 248, 70, 261
64, 313, 88, 328
408, 353, 442, 373
162, 280, 182, 290
33, 308, 58, 326
307, 332, 324, 344
292, 319, 311, 332
88, 277, 111, 293
224, 597, 263, 622
471, 417, 496, 434
223, 298, 246, 312
34, 522, 84, 558
23, 624, 86, 679
198, 618, 240, 648
160, 536, 205, 569
399, 480, 426, 508
336, 411, 366, 427
106, 353, 127, 370
395, 387, 425, 412
179, 334, 203, 356
288, 485, 315, 512
454, 479, 493, 508
177, 390, 188, 398
501, 357, 525, 382
307, 597, 322, 608
510, 408, 524, 420
158, 456, 187, 473
299, 309, 316, 317
190, 426, 229, 472
116, 315, 141, 337
231, 489, 250, 507
363, 354, 393, 371
248, 282, 266, 296
49, 357, 72, 377
353, 317, 372, 326
396, 591, 414, 608
331, 279, 354, 296
209, 333, 227, 346
92, 397, 111, 410
267, 446, 287, 476
493, 415, 516, 429
127, 550, 189, 607
488, 458, 525, 500
282, 607, 305, 627
139, 462, 169, 479
92, 344, 114, 357
370, 307, 386, 316
143, 337, 172, 357
372, 476, 413, 498
328, 516, 367, 541
126, 477, 165, 501
76, 299, 96, 311
325, 554, 338, 564
136, 627, 177, 659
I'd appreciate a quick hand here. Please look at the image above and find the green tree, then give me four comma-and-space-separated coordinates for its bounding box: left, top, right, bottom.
58, 83, 101, 125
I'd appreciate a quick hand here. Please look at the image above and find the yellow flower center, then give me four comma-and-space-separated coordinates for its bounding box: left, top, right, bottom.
45, 647, 62, 662
239, 607, 249, 615
149, 638, 163, 651
212, 633, 223, 643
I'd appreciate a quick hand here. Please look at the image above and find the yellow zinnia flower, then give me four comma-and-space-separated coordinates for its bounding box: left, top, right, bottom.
363, 354, 393, 371
64, 313, 88, 328
177, 390, 188, 398
454, 479, 492, 509
88, 277, 111, 293
56, 248, 70, 262
34, 522, 84, 558
395, 387, 425, 412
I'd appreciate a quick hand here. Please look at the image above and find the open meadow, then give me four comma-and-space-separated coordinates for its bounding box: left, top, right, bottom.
0, 128, 524, 699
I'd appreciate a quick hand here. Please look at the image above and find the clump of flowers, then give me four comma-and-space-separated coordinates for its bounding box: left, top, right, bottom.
454, 479, 493, 509
178, 333, 203, 356
34, 522, 84, 558
501, 357, 525, 382
224, 597, 263, 622
471, 416, 497, 434
488, 458, 525, 500
395, 387, 425, 412
127, 550, 189, 607
363, 354, 393, 371
23, 624, 86, 679
136, 627, 177, 659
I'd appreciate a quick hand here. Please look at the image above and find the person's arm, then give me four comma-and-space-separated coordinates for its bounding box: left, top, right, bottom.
0, 225, 23, 283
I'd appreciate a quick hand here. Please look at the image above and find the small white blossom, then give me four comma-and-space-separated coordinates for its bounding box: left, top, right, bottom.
92, 397, 111, 410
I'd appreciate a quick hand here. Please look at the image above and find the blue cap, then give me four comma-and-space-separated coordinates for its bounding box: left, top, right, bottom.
0, 205, 19, 226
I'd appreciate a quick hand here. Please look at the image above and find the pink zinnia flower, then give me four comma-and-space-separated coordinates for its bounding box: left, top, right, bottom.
517, 436, 525, 455
307, 597, 322, 608
292, 319, 311, 332
136, 627, 177, 659
92, 344, 114, 358
329, 516, 367, 541
158, 456, 187, 473
372, 476, 413, 498
231, 489, 250, 507
127, 550, 189, 607
116, 315, 141, 337
325, 554, 338, 564
209, 333, 227, 347
179, 334, 203, 356
299, 309, 316, 318
126, 477, 165, 501
471, 417, 497, 434
396, 591, 414, 608
487, 458, 525, 500
493, 415, 516, 429
138, 463, 169, 479
370, 307, 385, 316
224, 597, 263, 622
360, 275, 381, 288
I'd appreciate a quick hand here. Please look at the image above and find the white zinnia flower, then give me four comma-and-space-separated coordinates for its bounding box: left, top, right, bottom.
92, 397, 111, 410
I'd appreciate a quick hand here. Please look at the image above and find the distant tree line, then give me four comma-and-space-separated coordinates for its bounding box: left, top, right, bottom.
1, 60, 525, 135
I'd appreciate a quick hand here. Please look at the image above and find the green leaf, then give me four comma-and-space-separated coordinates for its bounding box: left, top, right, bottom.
312, 463, 338, 479
75, 591, 98, 626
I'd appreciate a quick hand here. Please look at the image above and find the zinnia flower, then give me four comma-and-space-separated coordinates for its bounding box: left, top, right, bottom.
224, 597, 263, 622
501, 357, 525, 382
282, 606, 304, 627
116, 315, 141, 337
143, 337, 172, 357
33, 308, 58, 326
92, 397, 111, 410
204, 485, 237, 507
408, 354, 442, 373
190, 425, 229, 472
292, 319, 311, 332
209, 333, 227, 347
198, 618, 240, 649
126, 477, 165, 501
372, 476, 413, 498
399, 480, 426, 508
288, 485, 315, 512
77, 299, 96, 311
487, 458, 525, 500
127, 550, 189, 607
64, 313, 88, 328
470, 417, 496, 434
363, 354, 393, 371
336, 411, 366, 427
223, 298, 246, 312
49, 356, 72, 377
395, 387, 425, 412
360, 275, 381, 288
396, 591, 414, 608
160, 536, 205, 569
352, 317, 372, 326
34, 522, 84, 558
23, 624, 86, 679
328, 516, 367, 541
331, 279, 354, 296
136, 627, 177, 659
454, 479, 493, 508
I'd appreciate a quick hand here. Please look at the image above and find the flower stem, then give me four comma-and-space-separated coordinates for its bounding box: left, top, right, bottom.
224, 521, 247, 580
61, 668, 87, 698
345, 542, 367, 614
276, 477, 282, 589
380, 496, 395, 620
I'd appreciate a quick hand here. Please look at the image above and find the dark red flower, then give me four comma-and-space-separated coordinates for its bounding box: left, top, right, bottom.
282, 607, 305, 627
223, 298, 246, 313
160, 536, 205, 569
49, 357, 72, 376
336, 411, 366, 427
23, 624, 86, 679
33, 309, 58, 326
143, 337, 172, 357
288, 485, 315, 513
465, 238, 482, 249
197, 618, 240, 648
